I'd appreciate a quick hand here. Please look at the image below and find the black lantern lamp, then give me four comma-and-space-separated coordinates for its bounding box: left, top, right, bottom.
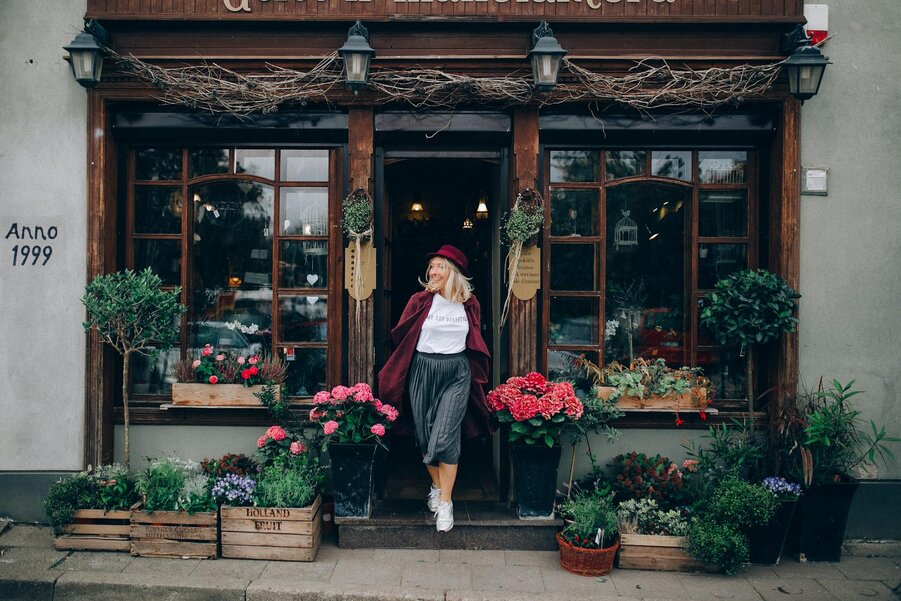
338, 21, 375, 93
64, 20, 108, 88
781, 25, 831, 102
528, 21, 567, 92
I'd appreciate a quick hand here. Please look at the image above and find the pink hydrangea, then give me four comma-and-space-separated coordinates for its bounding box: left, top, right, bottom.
215, 354, 225, 362
378, 404, 399, 422
370, 424, 386, 437
323, 420, 339, 435
353, 387, 374, 403
248, 356, 259, 365
312, 391, 330, 405
290, 441, 306, 454
208, 375, 218, 384
265, 425, 286, 441
256, 436, 267, 448
309, 407, 324, 421
331, 386, 352, 401
192, 359, 201, 369
237, 356, 246, 365
201, 344, 213, 357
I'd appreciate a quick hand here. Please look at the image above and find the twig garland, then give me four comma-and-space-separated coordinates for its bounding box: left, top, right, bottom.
108, 49, 784, 116
500, 189, 544, 329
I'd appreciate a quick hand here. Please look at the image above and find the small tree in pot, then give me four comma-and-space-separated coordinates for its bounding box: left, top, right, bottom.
82, 268, 185, 468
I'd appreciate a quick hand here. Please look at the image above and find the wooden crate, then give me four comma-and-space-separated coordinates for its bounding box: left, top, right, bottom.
171, 383, 279, 407
220, 495, 322, 561
618, 533, 704, 571
53, 509, 131, 552
130, 507, 218, 559
596, 386, 707, 411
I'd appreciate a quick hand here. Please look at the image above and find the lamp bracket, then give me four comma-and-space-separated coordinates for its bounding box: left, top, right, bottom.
531, 21, 554, 49
780, 24, 810, 54
348, 20, 369, 41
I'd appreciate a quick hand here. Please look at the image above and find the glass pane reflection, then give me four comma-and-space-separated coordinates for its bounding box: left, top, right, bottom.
699, 151, 747, 184
131, 347, 181, 395
235, 149, 275, 180
284, 348, 327, 397
280, 150, 329, 182
135, 148, 182, 181
190, 148, 229, 178
549, 297, 598, 345
549, 188, 599, 237
280, 240, 329, 289
134, 187, 182, 234
651, 151, 691, 181
280, 188, 328, 236
699, 191, 747, 237
134, 239, 181, 286
698, 243, 747, 289
701, 348, 747, 400
605, 150, 646, 180
550, 244, 597, 291
279, 295, 328, 343
547, 350, 598, 397
550, 150, 599, 183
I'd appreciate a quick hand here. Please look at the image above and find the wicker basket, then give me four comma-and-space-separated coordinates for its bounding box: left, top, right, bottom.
557, 532, 619, 576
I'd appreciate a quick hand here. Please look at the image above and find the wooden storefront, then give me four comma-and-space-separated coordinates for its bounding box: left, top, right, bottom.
82, 0, 804, 486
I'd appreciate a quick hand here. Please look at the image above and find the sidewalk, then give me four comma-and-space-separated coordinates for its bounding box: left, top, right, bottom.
1, 523, 898, 601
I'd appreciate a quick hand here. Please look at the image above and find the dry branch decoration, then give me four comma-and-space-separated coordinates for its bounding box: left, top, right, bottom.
500, 189, 544, 329
108, 49, 784, 116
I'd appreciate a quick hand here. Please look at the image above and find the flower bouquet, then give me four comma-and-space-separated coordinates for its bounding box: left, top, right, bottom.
309, 383, 398, 447
487, 372, 583, 447
170, 345, 287, 407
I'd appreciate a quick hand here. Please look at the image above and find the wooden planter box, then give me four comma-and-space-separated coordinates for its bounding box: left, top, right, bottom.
618, 534, 703, 571
220, 495, 322, 561
53, 509, 131, 552
171, 383, 279, 407
596, 386, 708, 411
130, 507, 218, 559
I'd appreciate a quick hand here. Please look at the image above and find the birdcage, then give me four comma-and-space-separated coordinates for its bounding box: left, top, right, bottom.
614, 210, 638, 250
300, 202, 328, 236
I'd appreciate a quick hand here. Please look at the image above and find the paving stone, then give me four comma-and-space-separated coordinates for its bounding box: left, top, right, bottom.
0, 569, 61, 601
330, 557, 403, 587
260, 559, 337, 582
191, 557, 267, 580
248, 580, 444, 601
774, 559, 847, 580
0, 545, 69, 570
539, 564, 619, 596
401, 560, 472, 591
382, 548, 439, 563
677, 573, 764, 600
447, 591, 639, 601
612, 569, 692, 599
0, 525, 54, 548
56, 551, 134, 572
471, 563, 544, 593
817, 579, 899, 601
54, 570, 247, 601
747, 577, 838, 601
121, 556, 202, 576
832, 556, 901, 581
0, 520, 9, 535
440, 549, 506, 565
319, 543, 375, 561
844, 541, 901, 558
505, 550, 559, 568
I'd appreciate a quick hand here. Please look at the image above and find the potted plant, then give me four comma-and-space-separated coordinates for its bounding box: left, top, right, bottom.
45, 464, 138, 552
309, 383, 397, 518
699, 268, 800, 414
616, 498, 698, 571
487, 372, 583, 518
747, 476, 802, 565
130, 457, 218, 558
82, 268, 186, 468
170, 347, 287, 407
610, 452, 692, 510
219, 434, 325, 561
557, 487, 619, 576
776, 379, 898, 561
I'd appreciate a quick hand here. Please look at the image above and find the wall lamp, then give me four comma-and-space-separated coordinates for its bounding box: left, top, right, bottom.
64, 20, 108, 88
781, 25, 831, 102
338, 21, 375, 93
529, 21, 567, 92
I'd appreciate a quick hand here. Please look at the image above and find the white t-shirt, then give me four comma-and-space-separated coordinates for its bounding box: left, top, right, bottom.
416, 293, 469, 354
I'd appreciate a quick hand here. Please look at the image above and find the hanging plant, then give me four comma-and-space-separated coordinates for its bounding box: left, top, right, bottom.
342, 188, 374, 324
499, 189, 544, 328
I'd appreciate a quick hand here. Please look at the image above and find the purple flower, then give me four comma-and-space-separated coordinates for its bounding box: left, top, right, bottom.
762, 476, 801, 499
212, 473, 256, 505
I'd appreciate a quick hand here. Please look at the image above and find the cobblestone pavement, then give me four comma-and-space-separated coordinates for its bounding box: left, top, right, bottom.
1, 524, 899, 601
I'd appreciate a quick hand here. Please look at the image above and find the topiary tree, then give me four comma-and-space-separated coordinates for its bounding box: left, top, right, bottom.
699, 269, 800, 415
82, 268, 186, 468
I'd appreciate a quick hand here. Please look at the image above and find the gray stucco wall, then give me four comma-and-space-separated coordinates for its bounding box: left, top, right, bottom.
0, 1, 88, 471
798, 0, 901, 479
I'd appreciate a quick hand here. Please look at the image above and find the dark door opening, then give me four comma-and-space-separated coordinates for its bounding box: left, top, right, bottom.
377, 157, 499, 503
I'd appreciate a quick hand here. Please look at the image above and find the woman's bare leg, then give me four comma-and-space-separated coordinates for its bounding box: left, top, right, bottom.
426, 463, 440, 488
437, 462, 458, 502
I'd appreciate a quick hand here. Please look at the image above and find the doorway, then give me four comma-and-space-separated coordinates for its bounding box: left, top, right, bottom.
376, 155, 504, 503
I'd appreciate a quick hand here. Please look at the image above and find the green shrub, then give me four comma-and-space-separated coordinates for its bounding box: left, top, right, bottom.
687, 520, 749, 575
44, 473, 100, 534
708, 477, 778, 529
137, 458, 215, 513
559, 488, 619, 549
617, 498, 689, 537
254, 453, 323, 508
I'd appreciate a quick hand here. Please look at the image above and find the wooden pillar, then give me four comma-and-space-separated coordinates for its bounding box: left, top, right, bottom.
347, 107, 375, 385
509, 108, 540, 376
770, 97, 801, 433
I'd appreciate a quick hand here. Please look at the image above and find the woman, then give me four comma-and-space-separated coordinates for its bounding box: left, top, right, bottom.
378, 244, 492, 532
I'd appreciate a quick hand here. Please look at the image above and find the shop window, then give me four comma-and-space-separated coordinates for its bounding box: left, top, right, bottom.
544, 148, 756, 403
126, 147, 339, 401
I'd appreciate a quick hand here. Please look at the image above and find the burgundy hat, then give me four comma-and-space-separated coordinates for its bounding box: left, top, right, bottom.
425, 244, 470, 278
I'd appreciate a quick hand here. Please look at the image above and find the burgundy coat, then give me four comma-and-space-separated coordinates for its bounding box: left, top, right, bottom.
378, 290, 493, 439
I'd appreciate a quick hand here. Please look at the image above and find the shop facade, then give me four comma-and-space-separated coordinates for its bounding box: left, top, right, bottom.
1, 0, 898, 536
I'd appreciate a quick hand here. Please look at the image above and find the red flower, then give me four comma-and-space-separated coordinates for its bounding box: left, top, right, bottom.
675, 414, 685, 426
209, 375, 218, 384
699, 410, 708, 421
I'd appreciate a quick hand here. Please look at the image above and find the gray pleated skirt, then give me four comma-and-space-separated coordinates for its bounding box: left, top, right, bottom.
408, 351, 471, 465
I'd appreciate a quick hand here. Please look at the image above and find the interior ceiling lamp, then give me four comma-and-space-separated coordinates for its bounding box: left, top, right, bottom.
528, 21, 567, 92
64, 20, 108, 88
476, 193, 489, 220
780, 25, 831, 102
338, 21, 375, 93
462, 218, 475, 230
410, 202, 424, 213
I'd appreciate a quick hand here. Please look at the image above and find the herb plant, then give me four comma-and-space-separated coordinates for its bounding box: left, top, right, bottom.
342, 188, 373, 236
558, 488, 619, 549
617, 498, 689, 537
686, 520, 749, 575
589, 357, 711, 408
137, 458, 215, 513
254, 452, 323, 509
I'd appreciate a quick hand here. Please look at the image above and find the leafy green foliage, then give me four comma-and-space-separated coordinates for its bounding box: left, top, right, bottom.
342, 189, 373, 236
616, 498, 689, 537
699, 269, 800, 349
591, 358, 710, 405
93, 464, 139, 511
44, 473, 100, 534
686, 520, 749, 575
137, 458, 215, 513
682, 418, 767, 501
254, 452, 323, 508
558, 487, 619, 549
501, 204, 544, 244
707, 477, 777, 528
609, 452, 690, 510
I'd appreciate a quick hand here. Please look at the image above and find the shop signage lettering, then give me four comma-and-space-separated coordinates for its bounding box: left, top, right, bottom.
224, 0, 675, 10
244, 507, 292, 518
254, 520, 284, 531
4, 222, 57, 266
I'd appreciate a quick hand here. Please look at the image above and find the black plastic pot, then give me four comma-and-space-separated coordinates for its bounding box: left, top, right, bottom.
511, 443, 562, 519
748, 499, 797, 565
795, 480, 859, 562
329, 442, 379, 518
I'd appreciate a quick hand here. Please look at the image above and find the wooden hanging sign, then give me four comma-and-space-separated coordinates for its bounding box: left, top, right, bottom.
511, 244, 540, 301
344, 239, 376, 301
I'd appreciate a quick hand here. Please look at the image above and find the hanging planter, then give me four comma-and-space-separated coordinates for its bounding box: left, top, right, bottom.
342, 188, 374, 324
499, 189, 544, 328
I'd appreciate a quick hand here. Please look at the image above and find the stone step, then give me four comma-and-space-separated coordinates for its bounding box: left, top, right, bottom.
336, 499, 561, 550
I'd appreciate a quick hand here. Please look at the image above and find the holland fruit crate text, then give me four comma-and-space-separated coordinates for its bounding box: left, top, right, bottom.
220, 495, 322, 561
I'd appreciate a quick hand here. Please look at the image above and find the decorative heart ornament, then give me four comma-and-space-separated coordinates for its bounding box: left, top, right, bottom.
306, 274, 319, 286
306, 296, 319, 305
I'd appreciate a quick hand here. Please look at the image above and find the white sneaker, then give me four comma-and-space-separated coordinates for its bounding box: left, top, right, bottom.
427, 485, 442, 514
436, 501, 454, 532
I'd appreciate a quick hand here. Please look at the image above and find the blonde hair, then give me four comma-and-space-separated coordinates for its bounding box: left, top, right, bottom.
420, 256, 473, 303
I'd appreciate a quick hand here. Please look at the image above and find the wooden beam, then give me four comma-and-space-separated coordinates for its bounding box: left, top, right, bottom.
347, 108, 375, 386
